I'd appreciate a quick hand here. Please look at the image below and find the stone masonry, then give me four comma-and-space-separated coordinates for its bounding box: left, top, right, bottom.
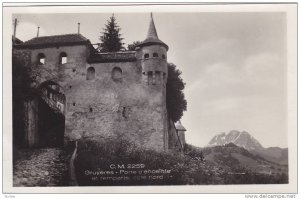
13, 14, 183, 152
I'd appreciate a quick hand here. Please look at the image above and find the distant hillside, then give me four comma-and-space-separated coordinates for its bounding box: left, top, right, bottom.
185, 143, 288, 184
207, 130, 288, 165
251, 147, 288, 165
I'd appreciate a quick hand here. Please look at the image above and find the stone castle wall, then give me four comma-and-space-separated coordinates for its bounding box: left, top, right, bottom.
14, 44, 89, 88
66, 59, 168, 151
14, 43, 172, 151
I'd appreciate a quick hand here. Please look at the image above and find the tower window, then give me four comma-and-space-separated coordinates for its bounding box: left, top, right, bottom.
142, 71, 147, 83
86, 67, 95, 80
59, 52, 67, 64
144, 53, 149, 59
162, 54, 166, 59
147, 71, 153, 85
37, 53, 45, 65
89, 107, 93, 112
153, 53, 158, 58
112, 67, 122, 81
155, 71, 161, 84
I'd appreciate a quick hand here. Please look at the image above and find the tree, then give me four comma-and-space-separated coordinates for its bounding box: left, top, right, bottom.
127, 41, 142, 51
12, 52, 35, 147
166, 63, 187, 122
99, 14, 124, 52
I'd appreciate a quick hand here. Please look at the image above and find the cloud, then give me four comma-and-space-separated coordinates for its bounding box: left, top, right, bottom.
243, 52, 284, 84
183, 51, 286, 147
187, 52, 284, 97
191, 38, 243, 65
186, 61, 241, 94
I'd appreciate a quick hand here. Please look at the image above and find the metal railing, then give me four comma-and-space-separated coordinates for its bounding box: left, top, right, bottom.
40, 93, 65, 116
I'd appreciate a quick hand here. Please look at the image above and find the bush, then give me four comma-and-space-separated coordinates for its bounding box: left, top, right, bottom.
74, 137, 289, 186
75, 137, 212, 186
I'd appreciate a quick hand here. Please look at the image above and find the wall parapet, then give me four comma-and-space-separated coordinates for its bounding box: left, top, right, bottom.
88, 51, 136, 63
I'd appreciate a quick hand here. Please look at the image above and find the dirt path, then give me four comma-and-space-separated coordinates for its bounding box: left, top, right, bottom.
13, 148, 68, 187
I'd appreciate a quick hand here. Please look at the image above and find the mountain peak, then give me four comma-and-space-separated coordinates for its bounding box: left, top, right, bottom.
208, 130, 263, 151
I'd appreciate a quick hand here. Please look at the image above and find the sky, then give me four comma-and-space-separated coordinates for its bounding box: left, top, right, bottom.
13, 12, 287, 148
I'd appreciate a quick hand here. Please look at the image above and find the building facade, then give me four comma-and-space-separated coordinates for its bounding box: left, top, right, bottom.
13, 14, 185, 152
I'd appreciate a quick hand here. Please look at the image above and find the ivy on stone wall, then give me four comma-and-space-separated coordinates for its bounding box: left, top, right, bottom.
12, 51, 35, 146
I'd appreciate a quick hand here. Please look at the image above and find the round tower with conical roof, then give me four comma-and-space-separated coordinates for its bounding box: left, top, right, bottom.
137, 13, 168, 86
136, 14, 169, 150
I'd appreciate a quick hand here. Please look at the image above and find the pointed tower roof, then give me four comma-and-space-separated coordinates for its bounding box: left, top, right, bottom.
138, 13, 168, 50
147, 13, 158, 39
175, 121, 186, 132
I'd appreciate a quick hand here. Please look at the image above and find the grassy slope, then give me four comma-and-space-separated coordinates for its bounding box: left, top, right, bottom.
74, 138, 289, 185
187, 143, 288, 176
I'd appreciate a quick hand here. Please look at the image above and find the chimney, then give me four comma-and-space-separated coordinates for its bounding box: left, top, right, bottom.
37, 26, 40, 37
13, 18, 17, 38
78, 23, 80, 35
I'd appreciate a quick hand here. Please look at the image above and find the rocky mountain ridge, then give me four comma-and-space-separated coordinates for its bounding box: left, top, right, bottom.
207, 130, 288, 165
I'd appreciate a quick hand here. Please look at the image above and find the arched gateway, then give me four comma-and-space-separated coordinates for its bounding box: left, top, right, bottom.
24, 81, 66, 147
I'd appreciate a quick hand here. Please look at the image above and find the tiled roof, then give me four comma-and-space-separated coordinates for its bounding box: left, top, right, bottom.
175, 121, 186, 131
12, 36, 23, 44
88, 51, 136, 63
14, 34, 90, 48
138, 14, 168, 50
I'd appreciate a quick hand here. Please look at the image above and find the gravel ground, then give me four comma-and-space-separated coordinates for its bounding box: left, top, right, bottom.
13, 148, 68, 187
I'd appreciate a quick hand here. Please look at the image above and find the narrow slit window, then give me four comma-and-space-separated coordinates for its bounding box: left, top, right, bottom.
147, 71, 153, 85
122, 107, 126, 118
155, 71, 161, 84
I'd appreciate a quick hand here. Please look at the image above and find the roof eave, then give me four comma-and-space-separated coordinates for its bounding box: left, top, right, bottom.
14, 41, 89, 49
137, 41, 169, 51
